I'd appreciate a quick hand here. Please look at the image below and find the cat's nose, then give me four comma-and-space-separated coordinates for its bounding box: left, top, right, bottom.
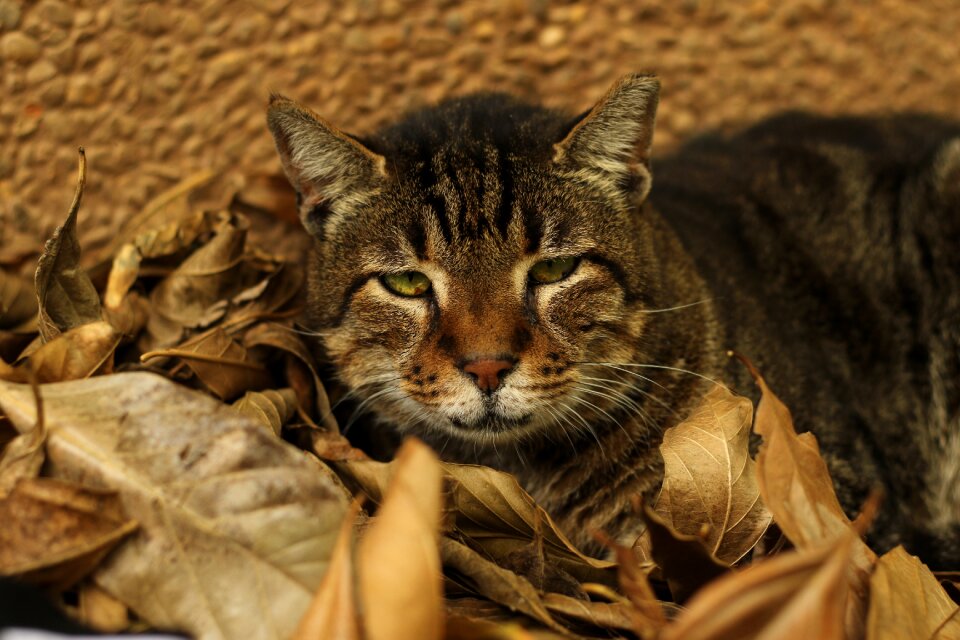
461, 357, 515, 394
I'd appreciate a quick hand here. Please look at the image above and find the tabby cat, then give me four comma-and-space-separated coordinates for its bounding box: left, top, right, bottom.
267, 75, 960, 568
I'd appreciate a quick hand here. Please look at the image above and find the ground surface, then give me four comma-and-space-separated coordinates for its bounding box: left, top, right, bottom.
2, 0, 960, 244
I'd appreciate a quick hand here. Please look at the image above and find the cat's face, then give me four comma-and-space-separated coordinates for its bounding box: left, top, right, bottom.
268, 75, 661, 446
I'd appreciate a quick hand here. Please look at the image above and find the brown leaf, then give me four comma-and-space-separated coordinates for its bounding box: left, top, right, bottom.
20, 320, 120, 383
867, 546, 960, 640
142, 326, 272, 400
357, 438, 444, 640
232, 388, 298, 436
293, 500, 362, 640
655, 384, 772, 563
640, 504, 729, 602
661, 533, 856, 640
241, 319, 335, 430
0, 268, 38, 330
0, 372, 352, 640
0, 478, 138, 590
34, 149, 102, 342
745, 359, 876, 636
103, 243, 141, 310
0, 380, 45, 495
440, 536, 566, 635
542, 592, 640, 634
145, 214, 253, 348
595, 529, 668, 638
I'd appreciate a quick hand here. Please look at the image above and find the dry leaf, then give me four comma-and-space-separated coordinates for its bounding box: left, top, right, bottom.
661, 533, 856, 640
358, 438, 444, 640
77, 583, 130, 634
103, 243, 141, 309
0, 330, 36, 363
0, 372, 351, 640
232, 173, 300, 225
0, 268, 38, 330
145, 215, 253, 348
293, 500, 362, 640
746, 359, 876, 636
640, 505, 728, 602
34, 149, 102, 342
542, 592, 637, 634
232, 388, 298, 436
655, 384, 772, 564
143, 326, 271, 400
867, 546, 960, 640
0, 477, 138, 590
440, 537, 565, 635
20, 320, 120, 383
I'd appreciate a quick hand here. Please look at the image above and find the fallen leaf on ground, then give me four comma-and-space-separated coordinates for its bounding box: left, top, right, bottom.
14, 321, 120, 383
0, 477, 138, 590
595, 530, 667, 638
34, 149, 101, 342
0, 269, 38, 330
358, 438, 444, 640
640, 504, 729, 602
654, 384, 772, 564
867, 546, 960, 640
0, 372, 351, 640
232, 388, 298, 436
77, 583, 130, 634
293, 500, 362, 640
661, 532, 856, 640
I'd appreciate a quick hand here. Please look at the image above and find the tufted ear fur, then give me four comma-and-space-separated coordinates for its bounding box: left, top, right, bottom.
553, 74, 660, 203
267, 95, 388, 237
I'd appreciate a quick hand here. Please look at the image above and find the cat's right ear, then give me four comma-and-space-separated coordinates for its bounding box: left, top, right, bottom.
267, 95, 387, 236
553, 74, 660, 203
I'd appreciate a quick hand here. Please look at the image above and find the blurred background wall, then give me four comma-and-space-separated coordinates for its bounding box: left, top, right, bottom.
2, 0, 959, 243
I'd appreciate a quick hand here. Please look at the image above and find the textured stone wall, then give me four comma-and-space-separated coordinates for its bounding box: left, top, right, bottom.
2, 0, 960, 243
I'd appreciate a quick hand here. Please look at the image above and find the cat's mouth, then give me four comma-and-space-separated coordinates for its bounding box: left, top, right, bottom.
449, 411, 533, 432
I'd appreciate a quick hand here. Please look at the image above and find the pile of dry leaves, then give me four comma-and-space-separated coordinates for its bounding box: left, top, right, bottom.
1, 151, 958, 639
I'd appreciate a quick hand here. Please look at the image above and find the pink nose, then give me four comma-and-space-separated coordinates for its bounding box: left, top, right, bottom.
461, 358, 515, 394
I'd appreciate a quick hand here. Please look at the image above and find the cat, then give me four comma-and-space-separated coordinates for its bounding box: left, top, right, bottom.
266, 74, 960, 568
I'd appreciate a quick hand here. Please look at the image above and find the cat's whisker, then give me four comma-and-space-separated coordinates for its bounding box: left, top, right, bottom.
596, 362, 726, 388
639, 298, 716, 314
342, 385, 403, 433
542, 404, 580, 458
581, 368, 679, 417
556, 398, 607, 459
576, 362, 669, 391
569, 386, 631, 441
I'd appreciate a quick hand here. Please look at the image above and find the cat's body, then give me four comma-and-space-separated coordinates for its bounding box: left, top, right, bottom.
267, 76, 960, 567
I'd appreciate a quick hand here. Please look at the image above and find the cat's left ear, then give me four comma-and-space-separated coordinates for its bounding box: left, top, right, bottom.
554, 74, 660, 203
267, 95, 388, 236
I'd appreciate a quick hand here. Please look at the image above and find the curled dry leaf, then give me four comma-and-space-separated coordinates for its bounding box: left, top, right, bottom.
293, 500, 362, 640
594, 529, 667, 638
744, 358, 877, 637
77, 583, 130, 634
34, 149, 102, 342
103, 243, 141, 310
661, 532, 856, 640
440, 537, 566, 635
142, 326, 271, 400
358, 438, 444, 640
231, 388, 298, 436
20, 320, 120, 383
0, 372, 351, 640
0, 477, 138, 591
655, 384, 772, 564
867, 546, 960, 640
640, 504, 729, 603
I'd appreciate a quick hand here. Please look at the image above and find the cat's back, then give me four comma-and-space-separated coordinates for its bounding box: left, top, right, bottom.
651, 112, 960, 564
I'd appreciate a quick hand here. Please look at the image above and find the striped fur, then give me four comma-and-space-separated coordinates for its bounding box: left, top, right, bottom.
268, 77, 960, 566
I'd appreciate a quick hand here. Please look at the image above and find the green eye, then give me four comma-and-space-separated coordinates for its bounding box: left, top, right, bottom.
381, 271, 432, 297
529, 257, 578, 284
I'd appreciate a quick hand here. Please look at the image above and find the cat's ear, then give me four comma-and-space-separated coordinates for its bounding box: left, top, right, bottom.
267, 95, 387, 236
554, 74, 660, 203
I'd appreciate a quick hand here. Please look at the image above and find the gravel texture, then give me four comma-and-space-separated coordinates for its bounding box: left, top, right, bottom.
2, 0, 960, 243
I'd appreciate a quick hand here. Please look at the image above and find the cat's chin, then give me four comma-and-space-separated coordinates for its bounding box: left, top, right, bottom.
423, 411, 548, 446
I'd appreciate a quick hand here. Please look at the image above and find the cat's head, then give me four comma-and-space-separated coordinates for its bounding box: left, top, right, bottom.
267, 75, 663, 447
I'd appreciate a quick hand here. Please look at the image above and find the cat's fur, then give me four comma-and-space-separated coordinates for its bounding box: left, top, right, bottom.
267, 75, 960, 567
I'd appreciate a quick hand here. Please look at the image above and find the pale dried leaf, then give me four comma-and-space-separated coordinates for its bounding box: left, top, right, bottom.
661, 533, 855, 640
656, 384, 772, 564
293, 500, 361, 640
78, 582, 130, 633
0, 432, 45, 496
0, 478, 138, 590
34, 150, 101, 342
358, 439, 444, 640
542, 592, 637, 634
103, 243, 141, 309
232, 388, 298, 436
867, 546, 960, 640
0, 373, 351, 640
23, 320, 120, 383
